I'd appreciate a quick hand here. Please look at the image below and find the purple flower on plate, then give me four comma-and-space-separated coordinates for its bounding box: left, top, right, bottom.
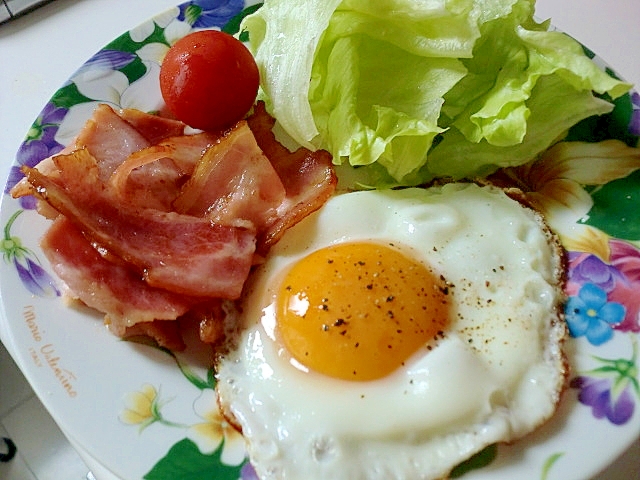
13, 257, 59, 298
240, 462, 259, 480
82, 49, 137, 71
1, 210, 59, 297
178, 0, 245, 29
570, 337, 639, 426
567, 252, 624, 294
571, 376, 635, 425
6, 102, 67, 209
629, 90, 640, 136
565, 283, 625, 345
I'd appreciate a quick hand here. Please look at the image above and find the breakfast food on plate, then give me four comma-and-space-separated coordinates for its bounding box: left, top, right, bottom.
11, 102, 336, 350
215, 183, 567, 479
243, 0, 631, 186
9, 0, 639, 477
160, 30, 260, 131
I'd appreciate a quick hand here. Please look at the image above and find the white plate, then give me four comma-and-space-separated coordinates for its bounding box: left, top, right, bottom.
0, 2, 639, 479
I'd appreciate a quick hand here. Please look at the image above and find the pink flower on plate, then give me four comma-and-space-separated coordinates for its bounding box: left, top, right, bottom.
608, 239, 640, 332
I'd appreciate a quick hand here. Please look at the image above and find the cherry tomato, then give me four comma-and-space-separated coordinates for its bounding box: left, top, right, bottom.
160, 30, 260, 131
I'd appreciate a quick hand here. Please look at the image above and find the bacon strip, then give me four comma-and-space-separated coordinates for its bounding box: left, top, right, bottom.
247, 102, 337, 251
173, 120, 286, 231
108, 146, 184, 211
75, 104, 150, 179
108, 132, 222, 211
110, 132, 222, 190
121, 321, 187, 352
41, 216, 192, 350
23, 149, 256, 299
154, 132, 224, 174
118, 108, 186, 144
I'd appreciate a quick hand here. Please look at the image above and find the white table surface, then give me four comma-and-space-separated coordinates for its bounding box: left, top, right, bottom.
1, 1, 639, 479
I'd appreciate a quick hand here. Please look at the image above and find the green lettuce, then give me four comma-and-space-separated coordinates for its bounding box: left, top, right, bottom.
241, 0, 631, 186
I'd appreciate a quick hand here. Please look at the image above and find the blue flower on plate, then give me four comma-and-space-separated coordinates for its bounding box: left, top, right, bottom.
5, 102, 67, 210
1, 210, 59, 297
178, 0, 245, 29
565, 283, 625, 345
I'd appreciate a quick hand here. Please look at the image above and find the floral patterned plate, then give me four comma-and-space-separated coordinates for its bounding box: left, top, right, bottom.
1, 1, 639, 479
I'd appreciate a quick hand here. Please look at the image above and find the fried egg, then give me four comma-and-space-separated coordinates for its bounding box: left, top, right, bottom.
216, 183, 567, 480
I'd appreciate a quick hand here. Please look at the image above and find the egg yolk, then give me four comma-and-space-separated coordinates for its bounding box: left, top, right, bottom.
276, 242, 450, 381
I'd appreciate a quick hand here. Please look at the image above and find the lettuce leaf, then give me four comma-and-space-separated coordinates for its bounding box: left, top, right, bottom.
241, 0, 632, 185
443, 1, 631, 148
241, 0, 343, 149
426, 75, 618, 178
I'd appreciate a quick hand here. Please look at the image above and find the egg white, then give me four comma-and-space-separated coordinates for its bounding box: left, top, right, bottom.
216, 183, 567, 480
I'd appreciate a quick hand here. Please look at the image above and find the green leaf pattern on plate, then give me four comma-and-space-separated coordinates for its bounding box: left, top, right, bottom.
120, 339, 249, 478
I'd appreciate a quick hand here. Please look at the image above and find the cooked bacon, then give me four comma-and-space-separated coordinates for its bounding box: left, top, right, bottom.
12, 104, 153, 200
198, 309, 226, 345
14, 102, 336, 347
108, 132, 222, 210
174, 120, 286, 231
178, 300, 229, 345
247, 102, 336, 251
121, 157, 185, 211
121, 321, 187, 351
149, 131, 223, 175
75, 104, 150, 179
41, 216, 194, 343
10, 143, 75, 204
23, 148, 256, 299
118, 108, 186, 144
109, 145, 184, 211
